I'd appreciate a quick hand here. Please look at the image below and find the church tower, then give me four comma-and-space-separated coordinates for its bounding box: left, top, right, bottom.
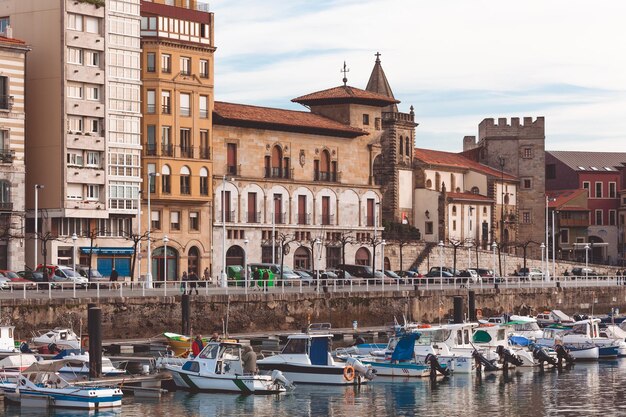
368, 53, 418, 225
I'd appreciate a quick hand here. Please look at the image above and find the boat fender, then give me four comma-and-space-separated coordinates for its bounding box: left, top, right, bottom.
418, 324, 431, 329
343, 365, 355, 382
476, 309, 483, 317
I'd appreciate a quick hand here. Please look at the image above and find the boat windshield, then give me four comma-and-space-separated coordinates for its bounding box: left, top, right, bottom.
415, 329, 451, 345
514, 322, 541, 331
281, 338, 307, 354
198, 344, 220, 359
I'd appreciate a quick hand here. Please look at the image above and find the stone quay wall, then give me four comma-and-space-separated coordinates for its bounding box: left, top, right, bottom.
3, 286, 626, 340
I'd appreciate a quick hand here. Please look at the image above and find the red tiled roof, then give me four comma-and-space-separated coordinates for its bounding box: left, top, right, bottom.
213, 101, 367, 138
447, 192, 493, 202
413, 148, 517, 180
547, 189, 587, 208
292, 85, 400, 107
0, 35, 27, 46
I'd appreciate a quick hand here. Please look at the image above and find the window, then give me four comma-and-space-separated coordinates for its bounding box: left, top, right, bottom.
147, 52, 156, 72
67, 152, 83, 166
180, 129, 191, 158
161, 165, 171, 193
86, 151, 100, 167
151, 210, 161, 230
84, 16, 99, 34
522, 147, 533, 158
0, 17, 9, 34
425, 221, 433, 235
199, 130, 209, 159
546, 164, 556, 180
321, 196, 331, 225
609, 182, 617, 198
146, 90, 156, 113
583, 181, 590, 196
161, 91, 171, 114
405, 137, 410, 156
179, 93, 190, 116
86, 50, 99, 67
199, 95, 208, 118
227, 143, 237, 175
180, 166, 191, 194
68, 47, 83, 65
399, 136, 403, 156
145, 128, 156, 155
68, 13, 83, 31
67, 83, 83, 99
87, 86, 99, 101
189, 211, 199, 231
471, 186, 479, 194
161, 54, 171, 73
595, 182, 602, 198
522, 178, 532, 189
366, 198, 374, 226
363, 114, 369, 125
147, 164, 156, 193
452, 220, 457, 231
180, 57, 191, 75
199, 59, 209, 78
522, 211, 532, 224
609, 210, 616, 226
560, 229, 569, 244
170, 211, 180, 230
452, 205, 457, 215
595, 209, 603, 225
68, 116, 83, 132
161, 126, 172, 156
199, 167, 209, 195
86, 185, 99, 200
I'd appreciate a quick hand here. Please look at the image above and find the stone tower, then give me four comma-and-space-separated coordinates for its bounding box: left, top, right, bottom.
367, 53, 418, 225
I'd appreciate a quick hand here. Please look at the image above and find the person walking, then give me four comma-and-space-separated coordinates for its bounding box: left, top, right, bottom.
110, 268, 119, 289
262, 269, 269, 292
181, 271, 188, 294
188, 270, 199, 295
203, 267, 210, 283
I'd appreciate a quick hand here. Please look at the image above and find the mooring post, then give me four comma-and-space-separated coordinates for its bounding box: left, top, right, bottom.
88, 307, 102, 379
182, 294, 191, 336
453, 296, 463, 324
468, 291, 476, 321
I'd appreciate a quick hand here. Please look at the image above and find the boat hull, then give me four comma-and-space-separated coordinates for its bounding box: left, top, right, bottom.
361, 360, 431, 378
4, 385, 122, 409
257, 362, 360, 385
166, 365, 285, 394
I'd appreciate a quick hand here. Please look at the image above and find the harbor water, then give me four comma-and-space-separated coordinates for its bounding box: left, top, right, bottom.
5, 361, 626, 417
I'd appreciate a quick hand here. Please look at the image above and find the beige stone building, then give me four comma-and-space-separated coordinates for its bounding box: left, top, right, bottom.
0, 31, 29, 269
138, 0, 214, 282
211, 83, 392, 279
1, 0, 143, 274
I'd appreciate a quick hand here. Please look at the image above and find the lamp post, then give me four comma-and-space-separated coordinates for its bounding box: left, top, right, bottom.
381, 239, 386, 290
540, 242, 545, 282
34, 184, 44, 269
545, 196, 550, 281
146, 173, 159, 289
552, 208, 556, 279
373, 201, 380, 281
243, 238, 249, 288
272, 195, 279, 264
163, 235, 169, 284
136, 190, 142, 283
314, 238, 321, 292
585, 244, 590, 280
492, 241, 497, 282
71, 233, 77, 273
221, 175, 233, 288
438, 240, 444, 290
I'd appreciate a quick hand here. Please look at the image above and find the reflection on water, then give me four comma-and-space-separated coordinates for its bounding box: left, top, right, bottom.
5, 362, 626, 417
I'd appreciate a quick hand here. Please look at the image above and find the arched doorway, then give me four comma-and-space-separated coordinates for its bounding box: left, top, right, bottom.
226, 245, 244, 267
271, 145, 283, 177
355, 247, 371, 265
384, 257, 391, 271
152, 246, 179, 282
372, 154, 384, 185
293, 246, 311, 270
188, 246, 200, 275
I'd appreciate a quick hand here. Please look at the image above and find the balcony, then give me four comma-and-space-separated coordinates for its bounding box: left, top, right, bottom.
199, 147, 211, 159
180, 107, 190, 117
560, 218, 590, 227
265, 167, 293, 180
161, 144, 173, 157
314, 170, 338, 182
219, 210, 235, 223
162, 104, 171, 115
226, 164, 241, 176
0, 95, 13, 111
179, 146, 193, 158
180, 185, 191, 195
0, 202, 13, 211
246, 211, 261, 223
146, 104, 156, 114
297, 213, 311, 225
274, 212, 287, 225
200, 109, 209, 118
321, 214, 334, 226
145, 143, 157, 156
0, 148, 14, 163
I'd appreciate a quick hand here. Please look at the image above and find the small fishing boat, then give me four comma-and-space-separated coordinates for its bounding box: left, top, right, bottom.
536, 327, 600, 360
163, 332, 209, 356
52, 349, 127, 377
165, 340, 293, 394
257, 332, 375, 385
31, 328, 81, 350
599, 325, 626, 356
1, 359, 123, 409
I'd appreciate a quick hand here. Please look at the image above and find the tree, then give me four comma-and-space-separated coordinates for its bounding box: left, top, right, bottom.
36, 231, 61, 279
122, 229, 151, 283
446, 238, 465, 275
382, 222, 421, 272
514, 240, 539, 273
332, 231, 356, 270
364, 234, 384, 279
276, 233, 297, 281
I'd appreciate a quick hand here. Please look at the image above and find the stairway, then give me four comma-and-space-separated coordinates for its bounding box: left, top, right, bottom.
409, 242, 437, 272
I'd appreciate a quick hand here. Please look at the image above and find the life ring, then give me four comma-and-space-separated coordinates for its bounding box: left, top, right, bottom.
82, 336, 89, 348
343, 365, 355, 382
476, 309, 483, 317
418, 324, 431, 329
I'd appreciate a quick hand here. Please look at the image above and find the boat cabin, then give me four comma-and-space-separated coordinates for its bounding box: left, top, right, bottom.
184, 341, 244, 375
280, 334, 333, 366
415, 323, 478, 350
0, 325, 16, 352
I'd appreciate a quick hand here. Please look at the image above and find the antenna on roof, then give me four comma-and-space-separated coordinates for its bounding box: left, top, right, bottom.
340, 61, 349, 86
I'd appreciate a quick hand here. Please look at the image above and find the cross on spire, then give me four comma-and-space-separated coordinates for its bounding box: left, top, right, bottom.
341, 61, 349, 86
375, 51, 381, 62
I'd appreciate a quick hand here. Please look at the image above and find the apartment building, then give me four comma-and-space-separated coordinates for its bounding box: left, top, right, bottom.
0, 30, 29, 270
1, 0, 142, 274
139, 0, 214, 281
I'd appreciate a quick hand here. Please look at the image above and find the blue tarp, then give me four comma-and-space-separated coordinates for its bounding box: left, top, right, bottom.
391, 333, 419, 361
509, 335, 531, 347
310, 337, 329, 366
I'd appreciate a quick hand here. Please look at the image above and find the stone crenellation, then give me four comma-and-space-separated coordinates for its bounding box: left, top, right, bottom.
479, 116, 545, 140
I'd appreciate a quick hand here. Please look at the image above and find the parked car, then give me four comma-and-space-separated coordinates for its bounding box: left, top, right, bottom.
395, 270, 422, 279
36, 265, 88, 288
571, 267, 596, 277
428, 266, 461, 276
517, 267, 543, 281
293, 270, 314, 285
459, 269, 481, 283
336, 264, 384, 282
379, 270, 406, 284
0, 270, 37, 289
76, 266, 111, 288
17, 270, 45, 283
0, 276, 10, 290
424, 270, 454, 284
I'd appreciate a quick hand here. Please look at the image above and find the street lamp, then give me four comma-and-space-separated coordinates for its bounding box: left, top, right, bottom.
438, 240, 444, 290
492, 241, 497, 282
163, 235, 169, 283
373, 201, 380, 281
146, 173, 159, 289
272, 195, 280, 264
136, 190, 142, 283
313, 238, 321, 292
552, 208, 557, 279
585, 244, 590, 279
34, 184, 44, 269
540, 242, 545, 281
71, 233, 78, 273
381, 239, 386, 290
243, 238, 249, 288
221, 175, 234, 288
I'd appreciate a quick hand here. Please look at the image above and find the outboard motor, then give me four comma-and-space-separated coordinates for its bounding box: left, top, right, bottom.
472, 349, 499, 372
345, 357, 376, 380
532, 346, 557, 366
424, 354, 450, 377
496, 345, 524, 367
271, 370, 296, 391
554, 344, 575, 367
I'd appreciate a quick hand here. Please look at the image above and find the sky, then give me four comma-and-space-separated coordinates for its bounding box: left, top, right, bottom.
210, 0, 626, 153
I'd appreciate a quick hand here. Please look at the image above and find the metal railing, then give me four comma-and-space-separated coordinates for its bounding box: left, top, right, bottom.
218, 210, 236, 223
297, 213, 311, 225
246, 211, 261, 223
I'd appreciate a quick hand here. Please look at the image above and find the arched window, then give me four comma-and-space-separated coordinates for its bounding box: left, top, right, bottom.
451, 175, 456, 193
188, 246, 200, 275
161, 165, 171, 193
399, 136, 404, 156
435, 172, 441, 191
405, 137, 411, 156
0, 181, 10, 203
483, 207, 487, 215
226, 245, 244, 268
293, 246, 311, 270
426, 179, 433, 188
199, 167, 209, 195
271, 145, 282, 177
471, 186, 479, 194
452, 205, 457, 215
180, 165, 191, 195
355, 247, 371, 265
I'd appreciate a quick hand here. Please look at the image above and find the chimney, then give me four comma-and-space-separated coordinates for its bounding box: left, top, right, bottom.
4, 25, 12, 39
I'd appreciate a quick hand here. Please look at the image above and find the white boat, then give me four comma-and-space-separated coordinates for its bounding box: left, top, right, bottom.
0, 325, 18, 353
165, 340, 292, 394
472, 324, 536, 367
508, 315, 544, 341
409, 323, 478, 374
1, 359, 122, 409
599, 325, 626, 356
52, 349, 127, 377
257, 333, 375, 385
31, 328, 81, 350
536, 327, 600, 360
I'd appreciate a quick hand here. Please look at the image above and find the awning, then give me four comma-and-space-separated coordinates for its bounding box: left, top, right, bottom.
80, 247, 135, 255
